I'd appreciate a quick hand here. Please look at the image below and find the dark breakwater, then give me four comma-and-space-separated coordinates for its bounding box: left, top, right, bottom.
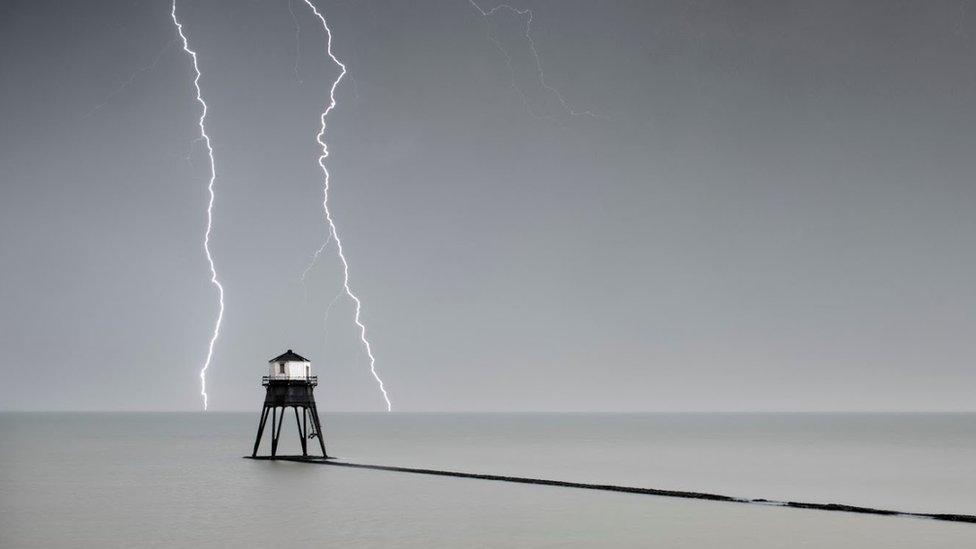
247, 455, 976, 524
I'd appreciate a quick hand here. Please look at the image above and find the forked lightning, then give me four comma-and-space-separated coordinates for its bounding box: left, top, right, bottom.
301, 0, 392, 411
171, 0, 224, 411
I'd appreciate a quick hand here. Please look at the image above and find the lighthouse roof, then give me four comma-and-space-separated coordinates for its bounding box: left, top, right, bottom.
268, 349, 310, 363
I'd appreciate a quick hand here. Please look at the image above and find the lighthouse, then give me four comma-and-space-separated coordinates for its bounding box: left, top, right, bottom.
251, 349, 328, 459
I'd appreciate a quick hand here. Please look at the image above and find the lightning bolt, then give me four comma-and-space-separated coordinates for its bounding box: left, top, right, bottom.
288, 0, 304, 84
301, 0, 392, 411
468, 1, 599, 121
300, 233, 332, 302
172, 0, 224, 411
320, 289, 344, 350
83, 39, 176, 119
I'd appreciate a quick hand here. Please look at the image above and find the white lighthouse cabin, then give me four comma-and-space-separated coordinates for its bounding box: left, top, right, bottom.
268, 349, 312, 380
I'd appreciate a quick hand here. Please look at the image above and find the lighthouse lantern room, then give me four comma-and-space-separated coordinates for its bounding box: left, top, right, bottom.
269, 349, 312, 380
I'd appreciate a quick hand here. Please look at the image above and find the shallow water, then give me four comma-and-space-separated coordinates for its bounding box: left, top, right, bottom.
1, 412, 974, 547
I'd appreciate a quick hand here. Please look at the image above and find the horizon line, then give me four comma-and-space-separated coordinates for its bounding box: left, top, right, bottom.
2, 409, 975, 414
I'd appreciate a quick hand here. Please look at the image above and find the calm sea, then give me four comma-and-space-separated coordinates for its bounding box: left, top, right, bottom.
1, 412, 974, 547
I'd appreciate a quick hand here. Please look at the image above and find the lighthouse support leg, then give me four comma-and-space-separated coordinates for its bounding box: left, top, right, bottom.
294, 406, 308, 457
269, 407, 276, 456
271, 407, 286, 457
310, 403, 328, 458
251, 406, 270, 457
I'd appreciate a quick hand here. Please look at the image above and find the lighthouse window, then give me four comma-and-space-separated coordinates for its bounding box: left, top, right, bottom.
279, 363, 285, 375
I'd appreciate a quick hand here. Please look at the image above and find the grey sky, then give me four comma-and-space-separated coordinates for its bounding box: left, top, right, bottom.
1, 0, 975, 411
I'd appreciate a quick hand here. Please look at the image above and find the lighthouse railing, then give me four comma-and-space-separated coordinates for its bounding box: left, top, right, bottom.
262, 375, 318, 387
